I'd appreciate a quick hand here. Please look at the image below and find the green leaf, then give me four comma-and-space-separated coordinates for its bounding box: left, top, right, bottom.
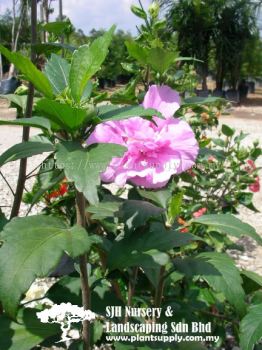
0, 308, 60, 350
0, 44, 53, 98
0, 215, 96, 318
174, 253, 246, 315
42, 21, 72, 36
191, 214, 262, 245
87, 200, 122, 220
0, 141, 54, 167
118, 200, 164, 230
183, 96, 223, 105
97, 105, 163, 122
33, 42, 76, 55
147, 47, 177, 74
108, 248, 169, 270
0, 209, 8, 231
125, 40, 149, 65
110, 78, 138, 104
44, 53, 70, 95
0, 94, 28, 114
125, 41, 178, 73
107, 222, 199, 270
222, 124, 235, 137
47, 276, 124, 316
240, 303, 262, 350
177, 343, 208, 350
175, 56, 203, 63
70, 26, 115, 102
130, 5, 147, 19
30, 157, 65, 205
167, 191, 184, 225
36, 99, 87, 131
241, 270, 262, 294
82, 80, 93, 102
55, 141, 126, 204
137, 188, 171, 208
0, 117, 51, 133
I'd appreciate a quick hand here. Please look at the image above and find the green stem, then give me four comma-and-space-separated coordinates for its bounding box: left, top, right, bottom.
154, 266, 165, 309
76, 190, 90, 350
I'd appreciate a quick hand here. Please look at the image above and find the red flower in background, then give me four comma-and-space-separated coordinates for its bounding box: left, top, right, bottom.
47, 182, 68, 200
177, 217, 189, 233
245, 159, 256, 174
244, 159, 260, 193
193, 207, 207, 218
249, 177, 260, 193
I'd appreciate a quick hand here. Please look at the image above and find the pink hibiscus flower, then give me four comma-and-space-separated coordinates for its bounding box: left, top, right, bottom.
87, 85, 199, 188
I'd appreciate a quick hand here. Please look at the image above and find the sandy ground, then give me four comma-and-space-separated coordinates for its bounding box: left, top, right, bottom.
0, 94, 262, 276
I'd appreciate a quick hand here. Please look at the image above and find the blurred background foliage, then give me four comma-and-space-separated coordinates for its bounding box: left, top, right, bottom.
0, 0, 262, 88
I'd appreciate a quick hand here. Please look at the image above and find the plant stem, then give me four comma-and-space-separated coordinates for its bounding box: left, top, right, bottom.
10, 0, 37, 219
0, 171, 14, 196
76, 190, 90, 350
125, 267, 138, 323
154, 266, 165, 309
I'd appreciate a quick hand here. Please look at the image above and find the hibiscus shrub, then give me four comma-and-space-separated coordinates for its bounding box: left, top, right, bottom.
0, 3, 262, 350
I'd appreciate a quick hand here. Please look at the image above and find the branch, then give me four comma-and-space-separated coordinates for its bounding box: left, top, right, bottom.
10, 0, 37, 219
76, 191, 91, 350
0, 171, 15, 196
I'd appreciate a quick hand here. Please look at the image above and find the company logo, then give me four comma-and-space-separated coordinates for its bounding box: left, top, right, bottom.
37, 303, 96, 343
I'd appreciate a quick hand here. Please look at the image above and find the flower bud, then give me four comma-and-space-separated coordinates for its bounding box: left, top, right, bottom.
131, 5, 147, 20
148, 1, 160, 19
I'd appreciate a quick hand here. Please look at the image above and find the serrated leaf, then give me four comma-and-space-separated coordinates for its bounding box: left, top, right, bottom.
125, 40, 149, 65
0, 215, 95, 318
107, 222, 199, 270
125, 41, 178, 73
46, 276, 124, 316
174, 253, 246, 315
0, 141, 54, 167
108, 248, 169, 270
87, 200, 122, 220
118, 200, 164, 230
0, 44, 53, 98
44, 53, 70, 95
240, 303, 262, 350
191, 214, 262, 245
70, 26, 115, 102
147, 47, 177, 74
0, 308, 60, 350
36, 99, 87, 131
55, 141, 126, 204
